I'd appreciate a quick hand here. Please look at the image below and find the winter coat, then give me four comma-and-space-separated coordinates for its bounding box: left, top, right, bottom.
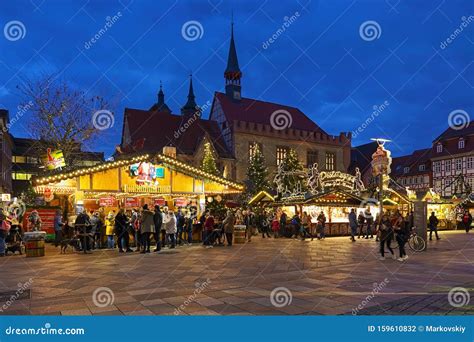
222, 213, 235, 233
349, 212, 358, 228
153, 211, 163, 231
271, 219, 280, 232
90, 215, 101, 234
105, 216, 115, 235
114, 213, 129, 234
429, 215, 439, 228
140, 210, 155, 233
204, 216, 215, 231
164, 214, 177, 234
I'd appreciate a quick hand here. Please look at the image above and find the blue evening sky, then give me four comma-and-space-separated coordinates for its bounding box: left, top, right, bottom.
0, 0, 473, 158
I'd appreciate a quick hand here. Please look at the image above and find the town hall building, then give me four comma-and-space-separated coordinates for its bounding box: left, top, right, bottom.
119, 23, 352, 182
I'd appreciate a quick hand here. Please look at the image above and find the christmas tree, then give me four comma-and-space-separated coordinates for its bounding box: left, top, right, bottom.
246, 144, 269, 197
276, 148, 306, 194
201, 141, 220, 176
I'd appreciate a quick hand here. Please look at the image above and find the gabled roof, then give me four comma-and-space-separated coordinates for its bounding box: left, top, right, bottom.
213, 92, 327, 134
391, 148, 431, 177
349, 142, 378, 175
433, 120, 474, 142
122, 108, 232, 158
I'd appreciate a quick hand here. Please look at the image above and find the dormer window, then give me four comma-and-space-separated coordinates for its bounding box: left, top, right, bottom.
404, 167, 409, 174
458, 138, 465, 149
436, 143, 443, 153
419, 164, 425, 171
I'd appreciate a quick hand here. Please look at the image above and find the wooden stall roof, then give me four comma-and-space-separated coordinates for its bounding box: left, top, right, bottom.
32, 153, 244, 191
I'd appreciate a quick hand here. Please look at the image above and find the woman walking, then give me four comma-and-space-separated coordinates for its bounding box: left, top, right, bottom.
378, 213, 396, 260
140, 204, 155, 253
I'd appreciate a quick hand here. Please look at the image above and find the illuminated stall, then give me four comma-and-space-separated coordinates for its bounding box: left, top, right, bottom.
32, 153, 244, 217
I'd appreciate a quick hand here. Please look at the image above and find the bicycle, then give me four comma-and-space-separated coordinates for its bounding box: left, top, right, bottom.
391, 227, 426, 252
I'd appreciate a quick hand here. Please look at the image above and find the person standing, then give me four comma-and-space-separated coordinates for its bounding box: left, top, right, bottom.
165, 210, 177, 248
392, 210, 406, 261
162, 206, 170, 247
357, 211, 365, 239
186, 207, 196, 244
204, 211, 215, 248
105, 211, 115, 249
272, 214, 280, 238
259, 212, 271, 238
54, 210, 63, 247
378, 213, 396, 260
279, 211, 287, 238
115, 209, 132, 253
301, 211, 312, 241
0, 209, 9, 257
140, 204, 155, 253
176, 209, 186, 245
222, 210, 235, 246
364, 208, 374, 239
428, 211, 440, 241
317, 211, 326, 239
75, 209, 92, 252
153, 205, 163, 252
131, 209, 141, 252
462, 210, 472, 233
89, 211, 101, 249
349, 209, 358, 242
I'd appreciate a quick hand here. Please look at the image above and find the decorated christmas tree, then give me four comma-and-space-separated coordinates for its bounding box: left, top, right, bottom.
246, 145, 269, 197
275, 148, 306, 195
201, 141, 220, 176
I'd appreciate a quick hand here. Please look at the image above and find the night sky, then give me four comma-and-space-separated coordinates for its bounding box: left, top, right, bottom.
0, 0, 472, 158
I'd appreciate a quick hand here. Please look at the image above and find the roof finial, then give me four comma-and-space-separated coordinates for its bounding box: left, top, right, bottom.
159, 80, 163, 91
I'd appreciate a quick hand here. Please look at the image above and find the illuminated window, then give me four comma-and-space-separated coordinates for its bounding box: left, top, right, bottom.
306, 150, 319, 167
404, 167, 409, 174
445, 161, 451, 172
436, 144, 442, 153
276, 146, 288, 166
13, 156, 26, 163
467, 157, 474, 169
12, 173, 33, 180
455, 158, 462, 171
325, 152, 335, 171
458, 139, 465, 149
249, 142, 262, 161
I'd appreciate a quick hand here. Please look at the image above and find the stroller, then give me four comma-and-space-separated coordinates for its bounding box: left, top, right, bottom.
5, 226, 24, 255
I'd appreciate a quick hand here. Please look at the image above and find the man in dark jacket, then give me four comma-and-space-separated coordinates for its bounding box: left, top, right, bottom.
153, 205, 163, 252
115, 209, 132, 253
75, 210, 92, 253
428, 212, 440, 241
176, 209, 186, 245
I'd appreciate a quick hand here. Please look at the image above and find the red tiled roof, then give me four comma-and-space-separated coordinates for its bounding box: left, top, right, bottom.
434, 120, 474, 141
122, 108, 232, 158
214, 92, 327, 134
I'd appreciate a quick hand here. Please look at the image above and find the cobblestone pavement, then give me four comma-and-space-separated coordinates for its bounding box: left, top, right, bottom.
0, 231, 472, 316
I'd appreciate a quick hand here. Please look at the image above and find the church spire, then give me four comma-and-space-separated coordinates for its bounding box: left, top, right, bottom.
181, 74, 199, 117
158, 81, 165, 105
150, 80, 171, 113
224, 18, 242, 101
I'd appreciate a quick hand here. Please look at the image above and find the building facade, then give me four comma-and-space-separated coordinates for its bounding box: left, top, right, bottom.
431, 122, 474, 197
391, 148, 432, 192
120, 23, 352, 183
0, 109, 13, 194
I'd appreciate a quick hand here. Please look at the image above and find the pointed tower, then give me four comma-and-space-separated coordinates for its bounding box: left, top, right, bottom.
150, 81, 171, 113
181, 74, 200, 118
224, 20, 242, 101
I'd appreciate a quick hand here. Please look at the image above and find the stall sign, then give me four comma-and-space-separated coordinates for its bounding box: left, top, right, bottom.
174, 198, 188, 207
124, 197, 140, 208
99, 197, 116, 207
44, 188, 54, 202
43, 148, 66, 170
319, 171, 355, 191
154, 198, 166, 206
1, 193, 11, 202
156, 167, 165, 178
22, 208, 56, 234
130, 162, 164, 184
